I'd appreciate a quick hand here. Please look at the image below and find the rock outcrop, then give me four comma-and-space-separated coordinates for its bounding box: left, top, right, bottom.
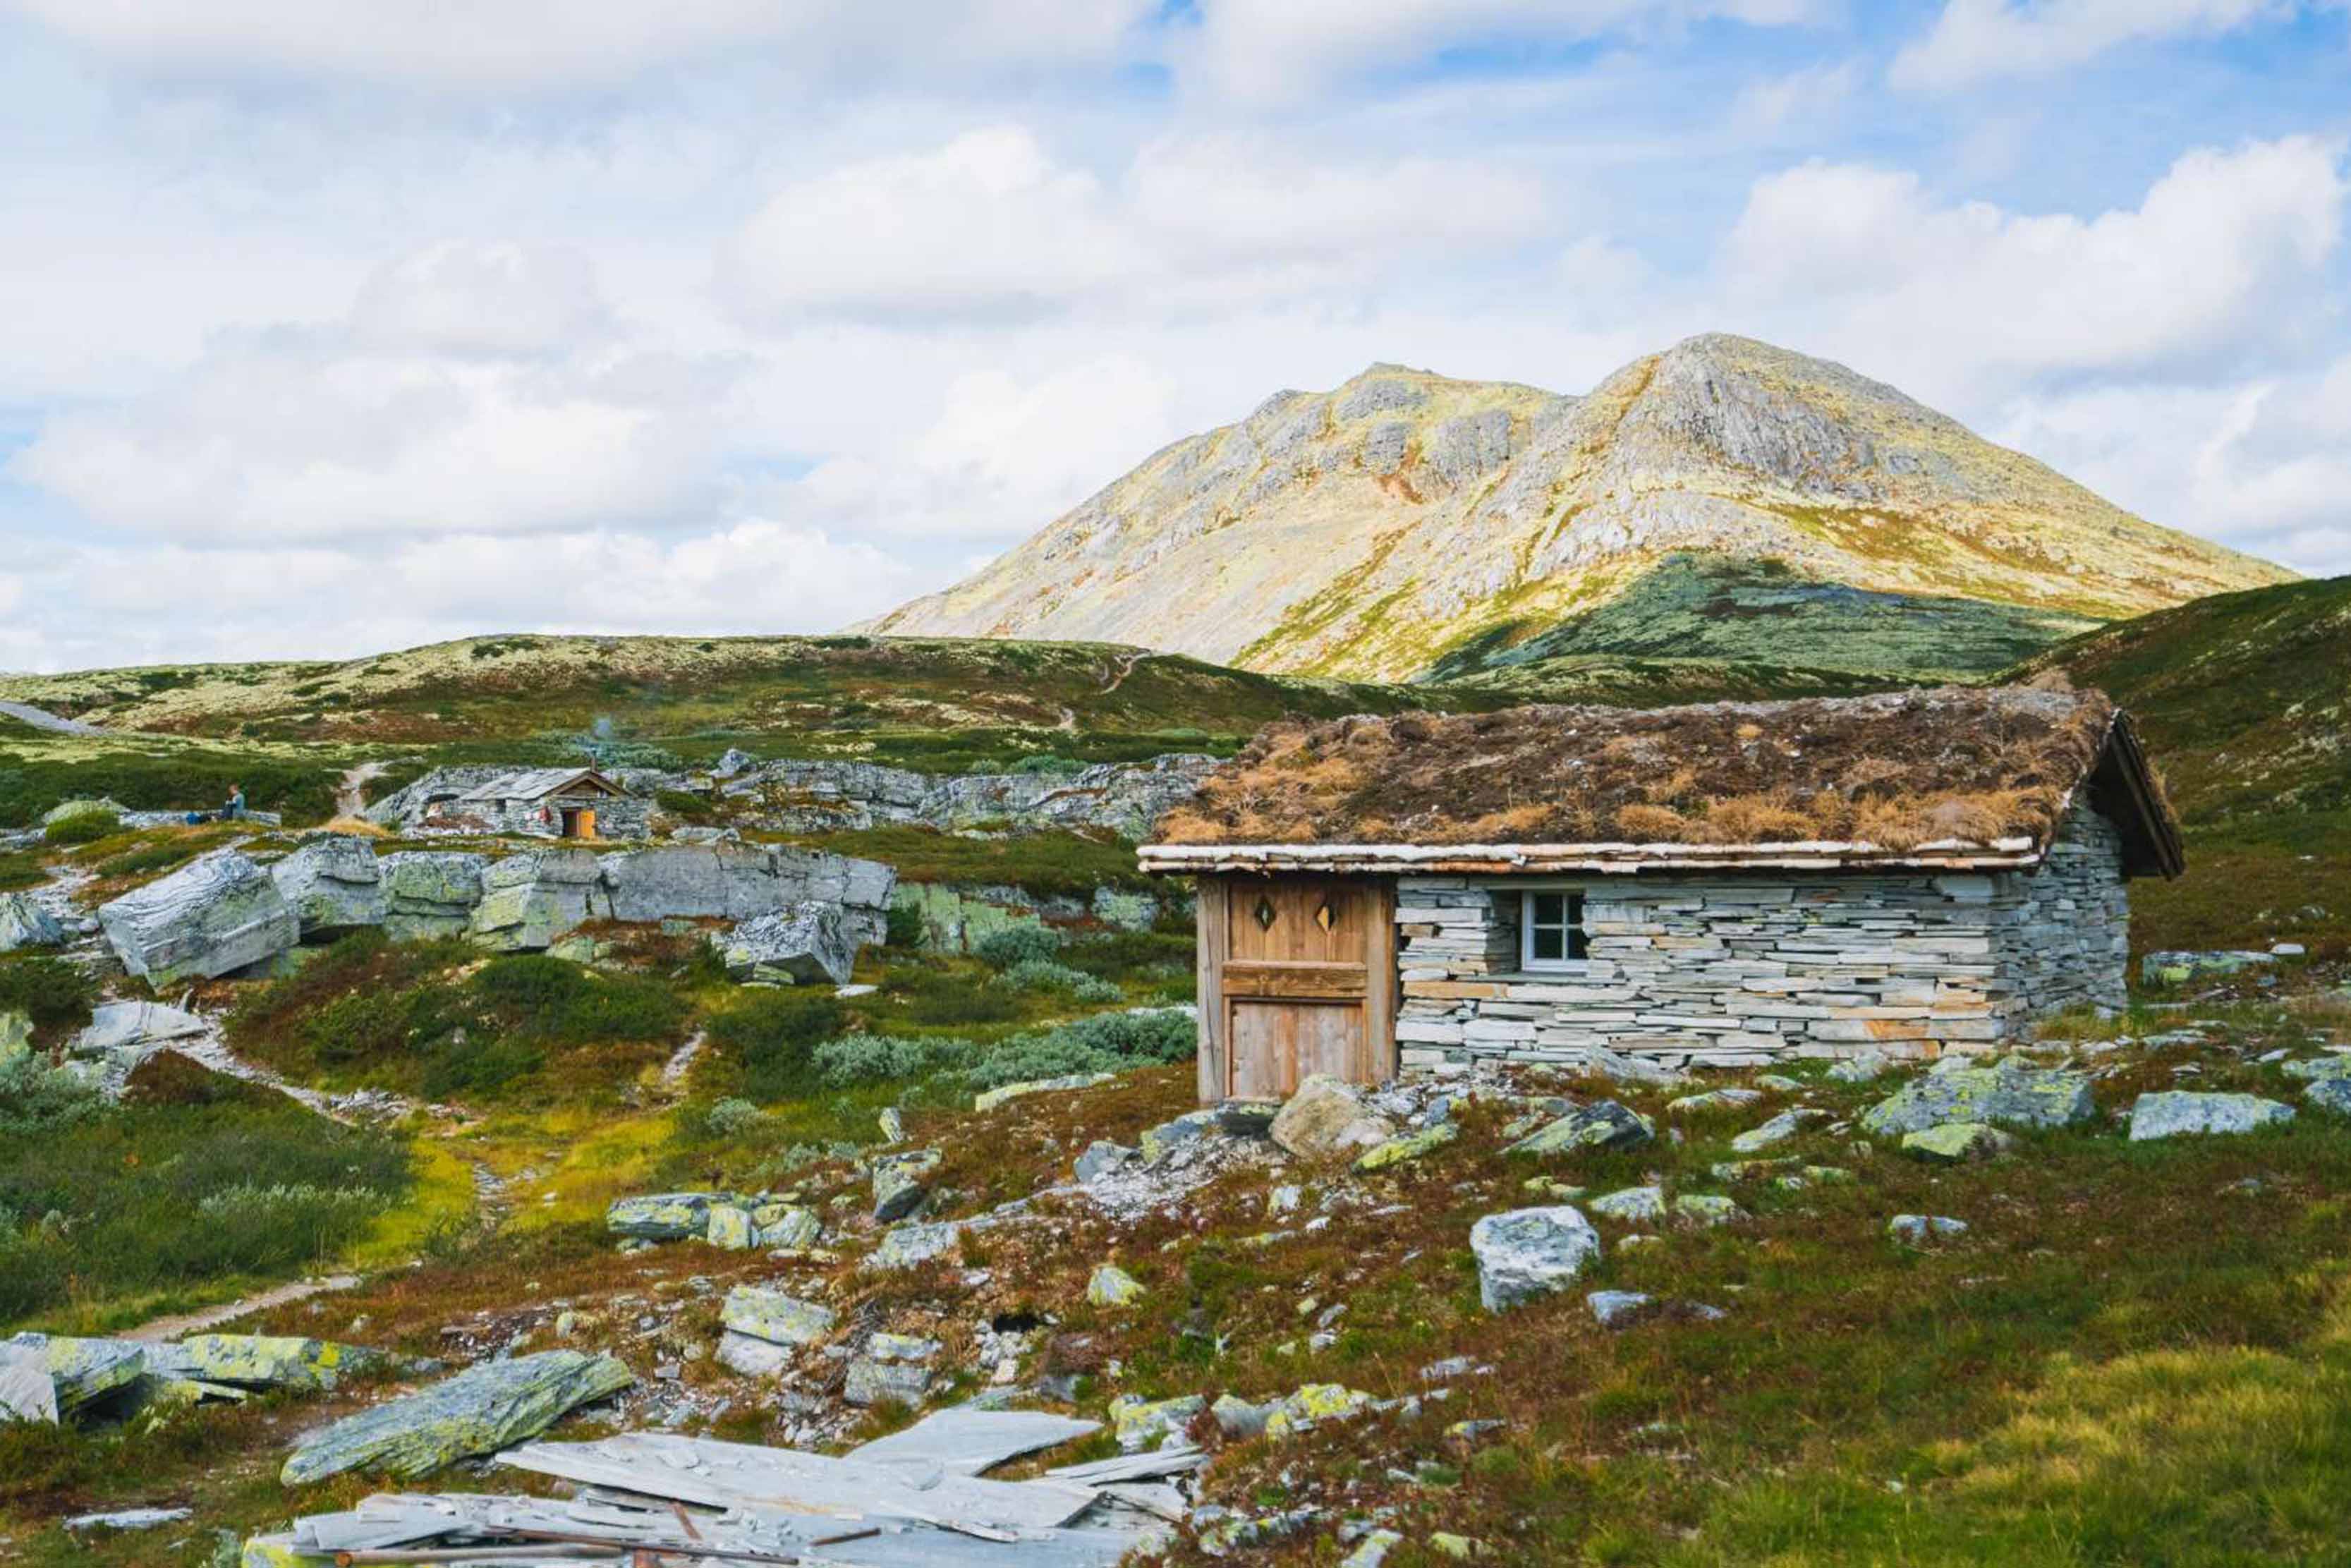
722, 901, 856, 986
97, 850, 298, 983
727, 755, 1218, 840
269, 835, 388, 935
279, 1350, 633, 1485
0, 891, 65, 952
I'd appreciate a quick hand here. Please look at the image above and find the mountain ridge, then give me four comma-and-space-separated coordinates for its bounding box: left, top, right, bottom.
863, 334, 2293, 681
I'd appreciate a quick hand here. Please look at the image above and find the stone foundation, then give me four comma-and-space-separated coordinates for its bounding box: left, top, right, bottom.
1395, 804, 2130, 1071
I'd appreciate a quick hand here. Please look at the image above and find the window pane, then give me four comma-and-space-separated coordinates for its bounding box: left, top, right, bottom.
1531, 926, 1565, 961
1531, 892, 1565, 928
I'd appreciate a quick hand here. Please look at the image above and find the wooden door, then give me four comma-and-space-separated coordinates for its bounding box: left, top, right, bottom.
1196, 875, 1395, 1101
571, 808, 597, 840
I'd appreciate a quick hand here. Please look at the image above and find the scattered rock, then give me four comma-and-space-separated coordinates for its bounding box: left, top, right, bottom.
871, 1150, 941, 1222
1859, 1058, 2094, 1138
1211, 1393, 1273, 1438
866, 1221, 963, 1272
1587, 1290, 1653, 1329
1671, 1193, 1744, 1227
279, 1350, 633, 1485
1342, 1528, 1406, 1567
721, 901, 857, 986
1900, 1122, 2016, 1163
1888, 1214, 1969, 1244
973, 1072, 1114, 1113
1826, 1050, 1894, 1083
1088, 1263, 1147, 1308
2139, 950, 2276, 985
2304, 1079, 2351, 1117
0, 891, 65, 952
1666, 1087, 1762, 1115
148, 1335, 383, 1392
1505, 1100, 1653, 1156
1729, 1108, 1824, 1153
721, 1287, 835, 1349
844, 1355, 933, 1409
2129, 1092, 2295, 1141
2281, 1055, 2351, 1083
1139, 1110, 1225, 1162
1270, 1075, 1396, 1159
63, 1507, 193, 1533
1470, 1206, 1600, 1312
1110, 1392, 1205, 1451
1354, 1123, 1459, 1172
606, 1193, 725, 1241
1588, 1186, 1666, 1223
1076, 1141, 1137, 1183
1263, 1382, 1375, 1439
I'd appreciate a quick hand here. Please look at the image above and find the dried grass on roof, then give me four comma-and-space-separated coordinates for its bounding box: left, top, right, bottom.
1154, 685, 2121, 852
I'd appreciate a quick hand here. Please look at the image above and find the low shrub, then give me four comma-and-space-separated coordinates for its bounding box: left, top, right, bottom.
996, 958, 1124, 1003
43, 810, 118, 846
976, 925, 1062, 970
655, 788, 718, 824
0, 955, 98, 1031
813, 1031, 977, 1088
884, 901, 927, 949
707, 987, 848, 1101
966, 1009, 1195, 1091
0, 1049, 107, 1136
0, 850, 41, 892
705, 1097, 769, 1136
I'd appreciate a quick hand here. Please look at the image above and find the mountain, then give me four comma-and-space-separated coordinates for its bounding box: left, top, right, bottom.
862, 334, 2292, 682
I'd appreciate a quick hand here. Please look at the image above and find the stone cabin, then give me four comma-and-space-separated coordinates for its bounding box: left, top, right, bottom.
402, 767, 650, 841
1140, 686, 2182, 1102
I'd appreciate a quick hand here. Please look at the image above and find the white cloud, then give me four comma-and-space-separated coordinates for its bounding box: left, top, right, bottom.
719, 126, 1550, 325
1719, 136, 2347, 395
0, 0, 1155, 90
11, 242, 737, 544
1892, 0, 2300, 92
1728, 60, 1859, 133
1178, 0, 1821, 104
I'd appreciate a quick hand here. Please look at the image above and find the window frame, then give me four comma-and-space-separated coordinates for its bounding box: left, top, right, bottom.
1518, 887, 1589, 971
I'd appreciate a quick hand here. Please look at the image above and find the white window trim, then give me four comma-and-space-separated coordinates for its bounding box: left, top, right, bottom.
1518, 887, 1588, 971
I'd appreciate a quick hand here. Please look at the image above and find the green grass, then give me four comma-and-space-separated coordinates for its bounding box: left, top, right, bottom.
0, 849, 42, 892
784, 824, 1158, 895
0, 746, 338, 829
0, 954, 98, 1036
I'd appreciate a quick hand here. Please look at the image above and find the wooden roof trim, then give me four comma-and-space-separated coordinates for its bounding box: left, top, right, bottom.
2089, 710, 2187, 880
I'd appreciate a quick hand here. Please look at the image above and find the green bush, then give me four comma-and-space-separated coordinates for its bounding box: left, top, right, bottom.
813, 1032, 977, 1088
966, 1008, 1195, 1092
976, 925, 1062, 970
655, 788, 717, 824
473, 954, 686, 1045
1003, 754, 1087, 776
0, 1050, 107, 1136
0, 850, 44, 892
707, 987, 848, 1101
0, 956, 98, 1031
884, 901, 927, 949
996, 958, 1124, 1003
43, 810, 119, 846
705, 1097, 768, 1136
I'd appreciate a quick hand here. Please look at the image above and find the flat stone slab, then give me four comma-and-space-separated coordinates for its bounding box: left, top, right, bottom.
1860, 1059, 2094, 1138
279, 1349, 632, 1485
1505, 1100, 1653, 1156
2129, 1092, 2295, 1141
846, 1405, 1100, 1476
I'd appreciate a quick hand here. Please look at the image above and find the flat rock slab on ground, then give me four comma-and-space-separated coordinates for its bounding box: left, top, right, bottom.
279, 1349, 633, 1485
1859, 1058, 2094, 1138
2129, 1091, 2296, 1141
1506, 1100, 1654, 1156
846, 1404, 1101, 1476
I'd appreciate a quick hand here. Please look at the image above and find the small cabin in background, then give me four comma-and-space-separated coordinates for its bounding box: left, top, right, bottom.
1141, 686, 2182, 1103
366, 766, 652, 840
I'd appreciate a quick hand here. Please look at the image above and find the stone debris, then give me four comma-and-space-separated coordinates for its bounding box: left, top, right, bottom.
2282, 1055, 2351, 1083
847, 1404, 1102, 1476
1729, 1107, 1825, 1153
2, 1330, 396, 1427
2129, 1091, 2296, 1141
2305, 1079, 2351, 1117
721, 1285, 837, 1349
1901, 1122, 2017, 1162
605, 1191, 816, 1251
1588, 1290, 1653, 1329
1270, 1074, 1396, 1158
1470, 1206, 1600, 1312
1211, 1393, 1274, 1438
974, 1071, 1116, 1112
1343, 1527, 1408, 1567
722, 900, 857, 985
98, 849, 300, 983
1088, 1263, 1147, 1308
1075, 1140, 1138, 1183
1262, 1382, 1376, 1439
1505, 1100, 1654, 1156
64, 1506, 193, 1533
64, 999, 213, 1091
1588, 1186, 1666, 1223
1667, 1087, 1763, 1115
872, 1149, 942, 1222
1826, 1050, 1895, 1083
868, 1220, 965, 1272
279, 1349, 633, 1485
1354, 1122, 1459, 1172
1110, 1393, 1206, 1452
1888, 1214, 1970, 1244
2140, 949, 2278, 985
1859, 1057, 2095, 1138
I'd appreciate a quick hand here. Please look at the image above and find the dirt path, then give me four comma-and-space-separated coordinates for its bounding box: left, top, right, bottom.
1098, 652, 1146, 695
660, 1029, 708, 1093
0, 699, 104, 736
335, 760, 390, 818
123, 1275, 363, 1342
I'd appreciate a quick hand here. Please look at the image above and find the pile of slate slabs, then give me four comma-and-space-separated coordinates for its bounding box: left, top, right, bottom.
246, 1404, 1211, 1566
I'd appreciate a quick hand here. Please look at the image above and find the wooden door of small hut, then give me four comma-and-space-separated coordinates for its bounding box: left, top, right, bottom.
1196, 874, 1396, 1101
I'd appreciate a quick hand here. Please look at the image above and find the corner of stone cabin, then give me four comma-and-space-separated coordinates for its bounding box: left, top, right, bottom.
1391, 801, 2132, 1078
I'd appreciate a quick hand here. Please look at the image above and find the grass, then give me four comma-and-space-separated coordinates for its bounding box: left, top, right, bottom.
780, 823, 1160, 894
0, 746, 339, 829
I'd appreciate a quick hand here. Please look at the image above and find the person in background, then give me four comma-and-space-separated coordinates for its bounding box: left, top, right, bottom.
224, 782, 246, 821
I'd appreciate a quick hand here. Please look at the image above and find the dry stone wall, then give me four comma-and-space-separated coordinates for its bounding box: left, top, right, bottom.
1395, 803, 2130, 1072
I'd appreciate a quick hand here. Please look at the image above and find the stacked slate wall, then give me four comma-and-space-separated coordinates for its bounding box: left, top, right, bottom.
1394, 803, 2130, 1071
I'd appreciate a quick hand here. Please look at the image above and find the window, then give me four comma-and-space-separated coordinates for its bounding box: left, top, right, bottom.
1520, 890, 1588, 968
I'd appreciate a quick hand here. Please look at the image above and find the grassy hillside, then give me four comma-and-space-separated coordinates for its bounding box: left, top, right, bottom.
1426, 554, 2098, 684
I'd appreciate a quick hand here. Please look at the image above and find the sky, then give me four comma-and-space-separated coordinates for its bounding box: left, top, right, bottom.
0, 0, 2347, 673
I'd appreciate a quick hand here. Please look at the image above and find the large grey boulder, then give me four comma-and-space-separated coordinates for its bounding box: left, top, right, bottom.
606, 1192, 727, 1240
379, 853, 489, 940
2304, 1079, 2351, 1117
600, 845, 788, 923
269, 835, 387, 935
97, 850, 298, 983
1859, 1057, 2094, 1138
721, 900, 857, 985
279, 1349, 633, 1485
2129, 1091, 2295, 1141
1471, 1206, 1600, 1312
0, 891, 65, 952
767, 848, 897, 945
468, 850, 610, 952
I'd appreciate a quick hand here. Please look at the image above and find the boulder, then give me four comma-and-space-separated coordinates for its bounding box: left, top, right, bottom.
1826, 1050, 1894, 1083
865, 1220, 963, 1272
753, 1205, 822, 1250
1074, 1141, 1136, 1183
1087, 1263, 1146, 1308
468, 851, 609, 952
0, 892, 65, 952
607, 1192, 727, 1241
973, 1071, 1115, 1113
67, 999, 212, 1091
147, 1335, 382, 1392
268, 837, 387, 935
720, 1286, 836, 1348
1505, 1100, 1654, 1156
97, 850, 299, 983
279, 1350, 633, 1485
2282, 1055, 2351, 1083
379, 853, 489, 941
1730, 1108, 1825, 1153
1, 1333, 147, 1418
1212, 1393, 1274, 1439
1888, 1214, 1969, 1244
599, 845, 791, 923
1901, 1122, 2015, 1162
1354, 1123, 1459, 1172
1109, 1392, 1205, 1451
2128, 1091, 2296, 1142
1588, 1186, 1666, 1223
2304, 1079, 2351, 1117
1469, 1206, 1600, 1312
1666, 1087, 1763, 1115
1672, 1193, 1744, 1227
1139, 1109, 1226, 1162
1587, 1290, 1654, 1329
1263, 1382, 1375, 1440
2139, 949, 2277, 985
721, 901, 856, 985
1270, 1074, 1395, 1159
871, 1150, 940, 1222
1859, 1058, 2094, 1138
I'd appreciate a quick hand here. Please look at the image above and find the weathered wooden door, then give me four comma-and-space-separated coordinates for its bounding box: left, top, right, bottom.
1197, 875, 1395, 1101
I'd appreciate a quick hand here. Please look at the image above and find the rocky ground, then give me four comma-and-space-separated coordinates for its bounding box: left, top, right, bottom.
6, 948, 2351, 1566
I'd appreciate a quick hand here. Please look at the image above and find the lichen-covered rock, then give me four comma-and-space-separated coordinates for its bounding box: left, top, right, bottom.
1729, 1108, 1823, 1153
1088, 1263, 1146, 1308
1671, 1193, 1744, 1227
379, 852, 489, 940
843, 1356, 932, 1408
605, 1193, 724, 1241
279, 1350, 632, 1485
870, 1150, 940, 1222
1263, 1382, 1375, 1439
268, 836, 387, 935
2128, 1092, 2295, 1142
753, 1205, 821, 1250
1212, 1392, 1273, 1438
2139, 949, 2277, 985
0, 892, 66, 952
1110, 1392, 1205, 1451
1667, 1087, 1763, 1115
1901, 1122, 2016, 1162
150, 1335, 382, 1392
1505, 1100, 1653, 1157
1140, 1109, 1225, 1162
1270, 1075, 1395, 1159
1075, 1140, 1137, 1183
973, 1071, 1114, 1113
1, 1334, 145, 1418
2283, 1055, 2351, 1083
1470, 1206, 1600, 1312
467, 850, 609, 952
1343, 1529, 1407, 1567
1588, 1290, 1654, 1329
722, 900, 856, 985
865, 1220, 962, 1272
98, 850, 299, 983
2304, 1079, 2351, 1117
1859, 1059, 2094, 1138
0, 1009, 30, 1066
1888, 1214, 1969, 1244
1827, 1050, 1895, 1083
722, 1286, 836, 1347
1354, 1123, 1459, 1172
1588, 1186, 1666, 1223
703, 1204, 757, 1250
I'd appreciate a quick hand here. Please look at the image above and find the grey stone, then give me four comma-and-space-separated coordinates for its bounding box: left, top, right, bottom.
722, 901, 858, 985
2281, 1055, 2351, 1083
379, 852, 489, 940
279, 1350, 633, 1485
1901, 1122, 2015, 1162
1270, 1075, 1395, 1158
844, 1356, 932, 1408
1888, 1214, 1969, 1244
1730, 1108, 1824, 1153
1587, 1290, 1653, 1329
1076, 1141, 1137, 1183
1859, 1059, 2094, 1138
606, 1193, 727, 1241
872, 1150, 940, 1222
468, 849, 609, 952
1666, 1087, 1763, 1115
866, 1221, 963, 1272
2129, 1091, 2295, 1142
1211, 1393, 1272, 1438
1588, 1186, 1666, 1223
1826, 1050, 1894, 1083
1470, 1205, 1600, 1312
2139, 949, 2276, 985
269, 835, 387, 934
0, 892, 65, 952
722, 1286, 836, 1348
97, 850, 299, 983
1506, 1100, 1654, 1156
2304, 1079, 2351, 1117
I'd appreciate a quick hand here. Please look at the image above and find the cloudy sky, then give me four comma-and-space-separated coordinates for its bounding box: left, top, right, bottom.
1, 1, 2347, 672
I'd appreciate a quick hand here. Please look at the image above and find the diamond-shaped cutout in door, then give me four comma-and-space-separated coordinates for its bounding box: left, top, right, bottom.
1314, 901, 1335, 932
1253, 896, 1277, 931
